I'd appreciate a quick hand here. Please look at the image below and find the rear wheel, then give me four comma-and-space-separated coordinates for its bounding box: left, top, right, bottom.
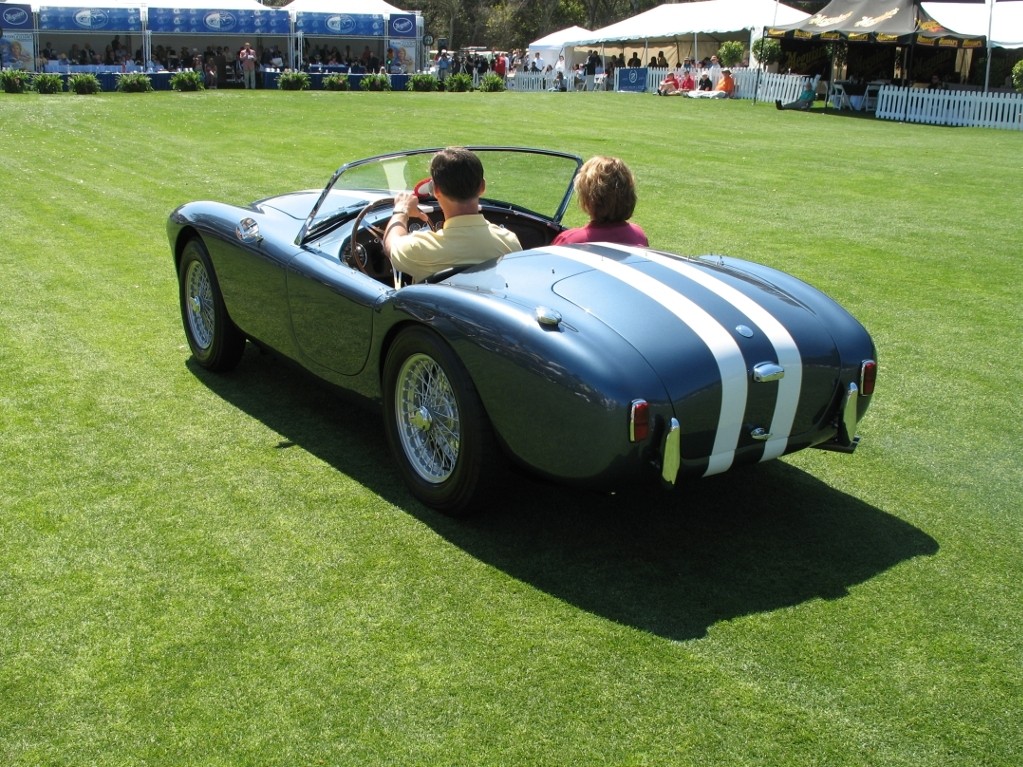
383, 327, 500, 516
178, 238, 245, 371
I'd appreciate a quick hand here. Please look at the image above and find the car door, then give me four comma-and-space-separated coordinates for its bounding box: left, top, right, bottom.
286, 249, 391, 376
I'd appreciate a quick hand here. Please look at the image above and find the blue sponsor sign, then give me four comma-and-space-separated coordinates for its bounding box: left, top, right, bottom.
295, 12, 385, 37
388, 14, 416, 39
38, 6, 142, 32
1, 3, 33, 30
617, 67, 649, 93
147, 8, 290, 36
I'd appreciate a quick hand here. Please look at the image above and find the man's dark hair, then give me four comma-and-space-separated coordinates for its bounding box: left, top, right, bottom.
430, 147, 484, 202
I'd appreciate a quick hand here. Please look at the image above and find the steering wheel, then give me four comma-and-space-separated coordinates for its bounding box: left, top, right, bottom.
345, 197, 393, 275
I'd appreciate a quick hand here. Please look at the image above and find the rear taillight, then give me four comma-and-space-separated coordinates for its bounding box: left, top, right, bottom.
860, 360, 877, 396
629, 399, 649, 442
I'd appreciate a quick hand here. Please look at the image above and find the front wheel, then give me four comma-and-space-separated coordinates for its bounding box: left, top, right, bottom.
383, 327, 500, 516
178, 238, 245, 371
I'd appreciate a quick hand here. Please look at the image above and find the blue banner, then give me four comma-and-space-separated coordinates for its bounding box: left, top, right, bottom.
146, 8, 290, 36
38, 6, 142, 32
295, 12, 385, 37
0, 3, 33, 30
387, 14, 416, 39
617, 67, 649, 93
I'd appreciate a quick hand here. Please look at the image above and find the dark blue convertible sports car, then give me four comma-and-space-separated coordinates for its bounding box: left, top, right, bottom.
169, 147, 877, 515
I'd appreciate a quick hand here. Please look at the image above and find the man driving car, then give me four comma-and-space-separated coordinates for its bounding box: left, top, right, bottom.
382, 147, 522, 282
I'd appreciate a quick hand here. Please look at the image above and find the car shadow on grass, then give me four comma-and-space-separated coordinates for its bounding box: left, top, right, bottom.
191, 346, 938, 642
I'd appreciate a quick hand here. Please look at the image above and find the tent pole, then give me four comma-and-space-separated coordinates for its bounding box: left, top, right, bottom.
753, 28, 766, 105
828, 44, 837, 108
901, 42, 916, 122
984, 0, 993, 91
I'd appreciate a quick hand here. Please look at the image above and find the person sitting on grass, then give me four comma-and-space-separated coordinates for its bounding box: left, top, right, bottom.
656, 66, 684, 95
777, 78, 816, 110
657, 67, 695, 96
687, 68, 735, 99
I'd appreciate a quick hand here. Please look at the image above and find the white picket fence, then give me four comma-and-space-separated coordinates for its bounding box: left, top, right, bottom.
494, 68, 1023, 131
875, 86, 1023, 131
506, 66, 810, 102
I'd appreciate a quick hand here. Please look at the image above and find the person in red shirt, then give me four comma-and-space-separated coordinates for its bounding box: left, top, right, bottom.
656, 66, 684, 96
552, 156, 648, 247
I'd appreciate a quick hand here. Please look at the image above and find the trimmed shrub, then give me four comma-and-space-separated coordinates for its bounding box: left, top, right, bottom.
277, 71, 310, 91
323, 73, 351, 91
752, 38, 781, 69
170, 70, 205, 92
1013, 60, 1023, 92
1, 69, 31, 93
358, 72, 391, 91
407, 73, 439, 92
33, 73, 64, 94
717, 41, 745, 68
477, 73, 506, 92
445, 73, 474, 92
116, 72, 154, 93
68, 73, 101, 95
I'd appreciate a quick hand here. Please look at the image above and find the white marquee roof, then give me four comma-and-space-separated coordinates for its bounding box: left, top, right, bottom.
529, 25, 591, 50
281, 0, 407, 14
563, 0, 809, 46
923, 1, 1023, 49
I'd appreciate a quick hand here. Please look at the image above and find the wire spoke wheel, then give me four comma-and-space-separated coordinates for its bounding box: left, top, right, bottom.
383, 327, 501, 515
177, 238, 245, 371
395, 352, 461, 483
184, 259, 215, 351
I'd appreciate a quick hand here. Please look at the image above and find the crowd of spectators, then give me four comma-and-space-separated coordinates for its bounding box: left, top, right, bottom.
36, 36, 289, 87
302, 43, 396, 72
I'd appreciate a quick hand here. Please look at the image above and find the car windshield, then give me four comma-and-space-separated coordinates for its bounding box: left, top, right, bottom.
301, 147, 581, 241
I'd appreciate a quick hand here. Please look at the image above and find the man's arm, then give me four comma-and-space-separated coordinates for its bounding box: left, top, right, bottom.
382, 190, 429, 258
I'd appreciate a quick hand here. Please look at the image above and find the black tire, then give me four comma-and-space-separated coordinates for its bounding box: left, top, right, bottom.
383, 327, 501, 516
178, 237, 245, 372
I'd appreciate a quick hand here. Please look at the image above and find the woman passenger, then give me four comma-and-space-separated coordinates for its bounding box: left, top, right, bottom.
552, 156, 648, 247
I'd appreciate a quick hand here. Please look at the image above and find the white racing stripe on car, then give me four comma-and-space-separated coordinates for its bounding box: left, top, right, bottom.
635, 250, 804, 462
549, 245, 747, 475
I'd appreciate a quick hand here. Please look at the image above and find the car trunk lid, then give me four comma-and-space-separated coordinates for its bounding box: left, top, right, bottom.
543, 244, 844, 472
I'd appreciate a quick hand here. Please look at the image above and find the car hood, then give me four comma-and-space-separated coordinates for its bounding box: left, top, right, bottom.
255, 188, 390, 227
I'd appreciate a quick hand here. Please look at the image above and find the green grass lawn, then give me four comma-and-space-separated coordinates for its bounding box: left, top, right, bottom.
1, 90, 1021, 766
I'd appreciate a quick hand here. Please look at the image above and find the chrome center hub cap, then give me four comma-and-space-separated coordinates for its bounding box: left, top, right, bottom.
409, 405, 433, 432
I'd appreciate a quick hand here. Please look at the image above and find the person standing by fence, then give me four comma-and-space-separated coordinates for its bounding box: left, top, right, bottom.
584, 50, 599, 91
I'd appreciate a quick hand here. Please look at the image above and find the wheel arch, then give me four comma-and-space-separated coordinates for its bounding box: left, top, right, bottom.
171, 224, 203, 273
373, 291, 669, 484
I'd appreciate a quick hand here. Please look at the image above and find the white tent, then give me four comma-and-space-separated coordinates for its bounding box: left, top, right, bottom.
527, 25, 590, 70
563, 0, 809, 63
282, 0, 408, 13
923, 1, 1023, 49
529, 25, 591, 50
